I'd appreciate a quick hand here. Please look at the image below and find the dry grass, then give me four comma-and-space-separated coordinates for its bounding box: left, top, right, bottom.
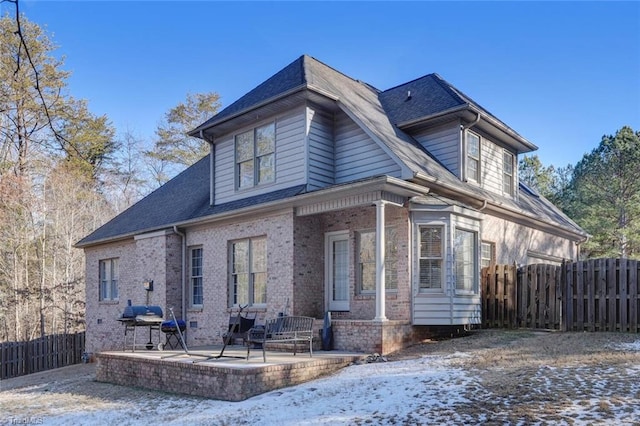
387, 329, 640, 424
1, 329, 639, 424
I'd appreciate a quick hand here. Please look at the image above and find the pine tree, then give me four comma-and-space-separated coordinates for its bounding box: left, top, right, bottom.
570, 126, 640, 258
146, 92, 221, 184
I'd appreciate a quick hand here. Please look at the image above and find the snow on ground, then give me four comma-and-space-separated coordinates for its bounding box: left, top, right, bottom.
47, 353, 482, 426
3, 336, 640, 425
612, 340, 640, 352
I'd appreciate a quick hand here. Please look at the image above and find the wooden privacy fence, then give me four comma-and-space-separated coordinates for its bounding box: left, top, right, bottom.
482, 259, 640, 332
0, 331, 85, 380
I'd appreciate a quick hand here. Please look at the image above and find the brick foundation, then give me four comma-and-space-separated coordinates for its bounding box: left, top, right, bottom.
95, 352, 362, 401
331, 320, 463, 355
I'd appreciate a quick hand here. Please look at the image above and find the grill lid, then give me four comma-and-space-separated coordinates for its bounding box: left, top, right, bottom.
121, 305, 163, 319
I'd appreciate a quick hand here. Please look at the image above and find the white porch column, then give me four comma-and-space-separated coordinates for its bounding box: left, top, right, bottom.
374, 200, 388, 321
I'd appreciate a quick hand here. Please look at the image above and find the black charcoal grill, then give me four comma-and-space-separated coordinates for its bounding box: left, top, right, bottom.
117, 305, 164, 351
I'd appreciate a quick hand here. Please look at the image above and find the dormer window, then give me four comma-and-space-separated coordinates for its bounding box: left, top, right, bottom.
235, 122, 275, 189
503, 150, 514, 195
466, 132, 480, 182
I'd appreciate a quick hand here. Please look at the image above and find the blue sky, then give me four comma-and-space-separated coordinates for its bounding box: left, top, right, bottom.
6, 1, 640, 168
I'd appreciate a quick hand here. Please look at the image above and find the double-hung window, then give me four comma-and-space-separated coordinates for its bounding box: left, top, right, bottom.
229, 237, 267, 306
503, 150, 514, 195
418, 225, 444, 291
481, 241, 495, 268
190, 247, 203, 307
99, 258, 119, 301
356, 228, 398, 293
467, 132, 480, 182
235, 123, 275, 189
454, 228, 478, 293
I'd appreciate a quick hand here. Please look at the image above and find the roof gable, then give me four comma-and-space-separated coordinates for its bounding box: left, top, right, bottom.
78, 55, 585, 246
379, 74, 467, 125
191, 56, 307, 134
299, 57, 463, 185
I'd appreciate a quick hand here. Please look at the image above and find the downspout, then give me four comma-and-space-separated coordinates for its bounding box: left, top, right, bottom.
457, 110, 488, 215
462, 110, 481, 130
173, 226, 187, 323
460, 111, 481, 181
575, 235, 589, 261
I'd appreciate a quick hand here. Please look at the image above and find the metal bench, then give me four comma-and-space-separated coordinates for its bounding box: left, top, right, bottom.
246, 316, 314, 362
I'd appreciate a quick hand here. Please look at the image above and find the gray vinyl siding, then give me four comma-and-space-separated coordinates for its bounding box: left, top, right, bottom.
480, 137, 503, 196
307, 107, 334, 190
412, 213, 453, 325
451, 298, 482, 324
412, 122, 461, 178
411, 210, 481, 326
334, 110, 401, 183
479, 135, 518, 199
450, 214, 482, 325
413, 295, 479, 325
213, 136, 235, 202
413, 295, 453, 325
213, 107, 307, 204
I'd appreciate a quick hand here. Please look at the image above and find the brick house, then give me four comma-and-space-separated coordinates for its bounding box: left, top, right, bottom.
77, 55, 587, 355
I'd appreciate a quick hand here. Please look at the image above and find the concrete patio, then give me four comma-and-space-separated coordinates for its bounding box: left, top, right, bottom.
95, 344, 365, 401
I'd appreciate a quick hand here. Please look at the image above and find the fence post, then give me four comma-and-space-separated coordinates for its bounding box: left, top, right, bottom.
0, 342, 5, 380
508, 264, 517, 328
558, 261, 564, 331
608, 259, 618, 331
564, 261, 573, 331
549, 263, 560, 329
518, 265, 527, 328
620, 258, 628, 332
483, 265, 500, 328
598, 258, 607, 331
630, 260, 638, 333
587, 260, 595, 331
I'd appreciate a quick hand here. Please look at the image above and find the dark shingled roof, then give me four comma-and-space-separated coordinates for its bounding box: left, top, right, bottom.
379, 74, 466, 124
379, 73, 527, 141
192, 57, 306, 132
76, 154, 306, 246
77, 155, 210, 246
299, 55, 461, 185
513, 183, 584, 234
78, 55, 586, 247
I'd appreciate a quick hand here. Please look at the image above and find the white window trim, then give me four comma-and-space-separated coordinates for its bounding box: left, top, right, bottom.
481, 241, 496, 268
503, 149, 514, 196
454, 227, 479, 296
415, 222, 446, 294
466, 131, 481, 183
228, 236, 267, 308
189, 247, 204, 308
325, 230, 350, 312
99, 258, 119, 302
356, 227, 398, 294
234, 122, 276, 191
